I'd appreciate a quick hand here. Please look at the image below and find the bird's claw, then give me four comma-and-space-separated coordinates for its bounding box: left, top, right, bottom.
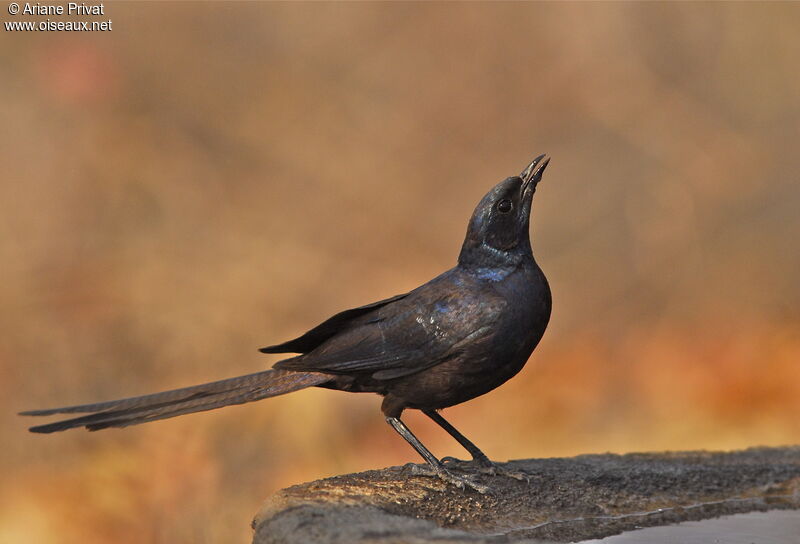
442, 457, 531, 482
483, 463, 531, 482
404, 463, 490, 494
441, 456, 467, 465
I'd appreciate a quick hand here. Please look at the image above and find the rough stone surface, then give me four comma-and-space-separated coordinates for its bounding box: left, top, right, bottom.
252, 446, 800, 543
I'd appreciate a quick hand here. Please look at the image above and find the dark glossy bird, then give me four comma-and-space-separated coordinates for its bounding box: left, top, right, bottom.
21, 155, 552, 492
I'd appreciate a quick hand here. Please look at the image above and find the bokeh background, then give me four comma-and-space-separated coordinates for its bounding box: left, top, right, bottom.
2, 2, 799, 542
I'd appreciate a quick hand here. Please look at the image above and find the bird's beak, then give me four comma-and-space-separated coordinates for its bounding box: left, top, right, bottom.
520, 154, 550, 193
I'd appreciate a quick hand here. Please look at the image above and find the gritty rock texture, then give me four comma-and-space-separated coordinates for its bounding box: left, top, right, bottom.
252, 446, 800, 543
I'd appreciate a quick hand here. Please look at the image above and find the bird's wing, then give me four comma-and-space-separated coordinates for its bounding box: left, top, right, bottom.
259, 293, 409, 354
272, 286, 504, 381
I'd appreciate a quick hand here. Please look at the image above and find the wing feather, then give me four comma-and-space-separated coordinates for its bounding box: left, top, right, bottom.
259, 293, 408, 354
267, 270, 506, 382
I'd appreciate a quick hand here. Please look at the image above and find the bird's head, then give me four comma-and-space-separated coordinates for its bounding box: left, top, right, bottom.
458, 154, 550, 268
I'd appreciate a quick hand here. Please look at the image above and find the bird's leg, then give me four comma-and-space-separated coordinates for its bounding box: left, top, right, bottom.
385, 417, 489, 493
422, 409, 492, 467
422, 409, 529, 482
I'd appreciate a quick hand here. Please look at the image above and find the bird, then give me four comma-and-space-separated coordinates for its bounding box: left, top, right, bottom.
21, 155, 552, 492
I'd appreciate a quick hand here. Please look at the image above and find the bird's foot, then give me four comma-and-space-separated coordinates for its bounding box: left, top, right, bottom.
403, 462, 489, 494
478, 462, 531, 482
441, 456, 469, 465
442, 456, 530, 482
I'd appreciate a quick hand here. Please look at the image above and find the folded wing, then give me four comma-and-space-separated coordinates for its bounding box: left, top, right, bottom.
272, 285, 504, 381
259, 293, 408, 354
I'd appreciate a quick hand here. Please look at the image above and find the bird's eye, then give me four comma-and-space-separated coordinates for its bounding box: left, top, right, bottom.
497, 199, 513, 213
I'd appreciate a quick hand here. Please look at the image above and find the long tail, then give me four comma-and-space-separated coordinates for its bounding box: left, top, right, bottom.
20, 369, 333, 433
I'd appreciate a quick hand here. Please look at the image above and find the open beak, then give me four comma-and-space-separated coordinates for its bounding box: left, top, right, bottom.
520, 154, 550, 193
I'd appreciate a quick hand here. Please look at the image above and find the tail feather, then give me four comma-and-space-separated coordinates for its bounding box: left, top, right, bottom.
82, 387, 278, 431
21, 369, 333, 433
20, 369, 295, 416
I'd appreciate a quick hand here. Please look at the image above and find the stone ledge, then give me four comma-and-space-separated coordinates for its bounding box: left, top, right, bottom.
253, 446, 800, 543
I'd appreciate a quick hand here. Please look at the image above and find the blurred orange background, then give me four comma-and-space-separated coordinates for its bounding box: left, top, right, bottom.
2, 3, 799, 543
